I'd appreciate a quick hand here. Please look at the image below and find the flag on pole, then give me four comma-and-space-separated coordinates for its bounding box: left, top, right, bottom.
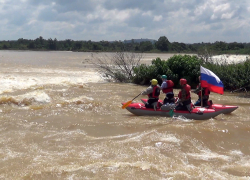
200, 66, 224, 94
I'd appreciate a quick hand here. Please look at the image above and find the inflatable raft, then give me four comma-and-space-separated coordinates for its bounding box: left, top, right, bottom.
122, 101, 222, 120
141, 99, 238, 114
122, 99, 238, 120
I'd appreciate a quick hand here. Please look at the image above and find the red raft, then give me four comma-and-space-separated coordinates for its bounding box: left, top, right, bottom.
121, 99, 238, 120
141, 99, 238, 114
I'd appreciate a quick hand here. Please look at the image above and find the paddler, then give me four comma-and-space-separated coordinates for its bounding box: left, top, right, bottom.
141, 79, 161, 109
175, 78, 192, 112
160, 74, 175, 105
192, 76, 211, 107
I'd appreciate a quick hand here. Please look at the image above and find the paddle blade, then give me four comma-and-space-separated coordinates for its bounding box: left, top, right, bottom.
122, 100, 132, 109
169, 109, 174, 117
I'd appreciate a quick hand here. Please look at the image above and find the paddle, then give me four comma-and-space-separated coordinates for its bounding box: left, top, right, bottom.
122, 92, 141, 109
168, 101, 177, 117
168, 97, 181, 117
168, 97, 179, 117
169, 108, 174, 117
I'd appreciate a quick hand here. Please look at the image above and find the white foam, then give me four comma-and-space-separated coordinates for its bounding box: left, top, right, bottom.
187, 150, 230, 161
0, 68, 104, 94
160, 134, 181, 143
230, 150, 243, 156
0, 90, 51, 106
155, 142, 162, 147
211, 54, 249, 64
173, 115, 193, 122
18, 91, 51, 103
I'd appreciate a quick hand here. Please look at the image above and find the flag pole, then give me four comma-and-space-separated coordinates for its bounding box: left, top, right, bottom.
201, 87, 203, 107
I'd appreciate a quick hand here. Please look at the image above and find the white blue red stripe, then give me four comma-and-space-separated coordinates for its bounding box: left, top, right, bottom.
200, 66, 224, 94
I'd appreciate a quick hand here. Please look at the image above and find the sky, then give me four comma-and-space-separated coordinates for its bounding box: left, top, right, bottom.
0, 0, 249, 43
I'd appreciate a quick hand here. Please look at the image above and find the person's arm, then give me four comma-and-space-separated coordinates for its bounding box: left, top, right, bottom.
160, 81, 168, 90
192, 83, 201, 94
141, 86, 153, 95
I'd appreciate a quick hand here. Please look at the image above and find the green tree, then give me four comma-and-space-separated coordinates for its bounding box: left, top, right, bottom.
92, 43, 102, 51
171, 42, 187, 52
74, 41, 82, 50
47, 38, 57, 50
213, 41, 227, 51
3, 44, 8, 49
139, 41, 153, 52
34, 36, 45, 49
155, 36, 170, 51
28, 41, 35, 49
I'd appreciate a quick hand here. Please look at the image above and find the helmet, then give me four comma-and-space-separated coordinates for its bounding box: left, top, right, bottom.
151, 79, 158, 85
180, 78, 187, 85
161, 75, 167, 79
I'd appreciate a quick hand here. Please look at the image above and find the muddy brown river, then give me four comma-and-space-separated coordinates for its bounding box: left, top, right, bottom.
0, 50, 250, 179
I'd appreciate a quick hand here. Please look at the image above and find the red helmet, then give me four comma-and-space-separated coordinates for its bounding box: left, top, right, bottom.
180, 78, 187, 85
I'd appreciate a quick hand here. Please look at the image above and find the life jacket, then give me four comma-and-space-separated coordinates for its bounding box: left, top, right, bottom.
178, 84, 191, 100
198, 87, 210, 96
162, 80, 174, 94
148, 85, 160, 98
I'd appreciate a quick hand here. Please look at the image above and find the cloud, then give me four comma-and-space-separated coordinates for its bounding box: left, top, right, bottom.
0, 0, 249, 43
153, 15, 162, 22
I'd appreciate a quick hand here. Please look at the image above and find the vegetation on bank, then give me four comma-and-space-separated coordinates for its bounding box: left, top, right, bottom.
1, 36, 250, 55
93, 52, 250, 92
133, 55, 202, 88
133, 55, 250, 92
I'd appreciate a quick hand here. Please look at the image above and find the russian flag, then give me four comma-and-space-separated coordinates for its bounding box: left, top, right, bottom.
200, 66, 224, 94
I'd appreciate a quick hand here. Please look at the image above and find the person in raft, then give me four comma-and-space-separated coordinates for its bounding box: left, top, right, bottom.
175, 78, 192, 112
141, 79, 161, 109
160, 75, 175, 104
192, 76, 210, 107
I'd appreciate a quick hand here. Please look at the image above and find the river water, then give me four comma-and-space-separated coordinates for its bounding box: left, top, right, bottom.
0, 50, 250, 180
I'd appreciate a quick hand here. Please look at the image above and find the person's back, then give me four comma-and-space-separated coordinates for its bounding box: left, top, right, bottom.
175, 78, 192, 112
160, 75, 175, 104
141, 79, 161, 109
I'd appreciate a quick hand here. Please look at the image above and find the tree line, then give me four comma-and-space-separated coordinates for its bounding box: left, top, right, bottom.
1, 36, 250, 55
